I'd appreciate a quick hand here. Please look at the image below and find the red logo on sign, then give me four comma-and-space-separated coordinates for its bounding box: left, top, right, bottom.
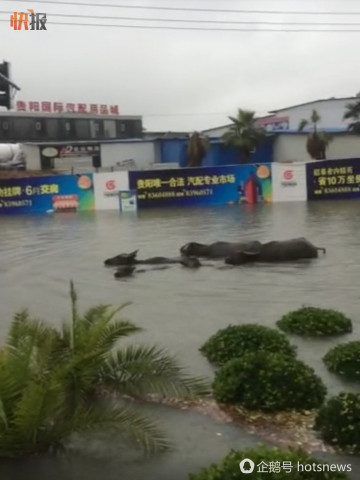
283, 170, 293, 180
105, 180, 116, 190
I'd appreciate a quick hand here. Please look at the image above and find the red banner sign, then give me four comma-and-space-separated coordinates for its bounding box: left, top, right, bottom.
15, 101, 119, 115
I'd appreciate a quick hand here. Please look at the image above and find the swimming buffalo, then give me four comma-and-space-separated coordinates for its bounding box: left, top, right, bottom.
180, 241, 262, 259
180, 256, 202, 268
225, 237, 326, 265
105, 250, 139, 266
104, 250, 182, 266
114, 265, 136, 278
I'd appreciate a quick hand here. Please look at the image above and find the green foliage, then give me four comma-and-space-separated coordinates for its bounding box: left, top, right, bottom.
314, 392, 360, 454
199, 324, 296, 366
276, 306, 352, 337
323, 341, 360, 381
0, 281, 210, 458
212, 351, 326, 412
189, 444, 350, 479
222, 108, 267, 163
187, 131, 210, 167
298, 109, 332, 160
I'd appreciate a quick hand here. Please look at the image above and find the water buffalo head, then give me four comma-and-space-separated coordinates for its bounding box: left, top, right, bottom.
179, 242, 209, 257
104, 249, 139, 266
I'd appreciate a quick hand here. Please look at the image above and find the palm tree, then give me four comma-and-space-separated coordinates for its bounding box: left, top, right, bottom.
0, 281, 209, 458
298, 109, 333, 160
343, 92, 360, 133
222, 109, 267, 164
186, 131, 210, 167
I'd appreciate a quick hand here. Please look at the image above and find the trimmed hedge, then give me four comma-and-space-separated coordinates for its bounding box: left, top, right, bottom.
314, 392, 360, 454
189, 445, 351, 480
212, 351, 326, 412
199, 324, 296, 366
323, 341, 360, 381
276, 306, 352, 336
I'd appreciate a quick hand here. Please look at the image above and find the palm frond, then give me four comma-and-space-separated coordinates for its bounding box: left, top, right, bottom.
71, 404, 170, 455
12, 381, 65, 440
76, 308, 142, 354
310, 109, 321, 124
101, 345, 211, 399
298, 119, 308, 131
82, 302, 132, 327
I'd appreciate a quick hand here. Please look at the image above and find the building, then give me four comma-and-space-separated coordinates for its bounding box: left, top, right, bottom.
202, 96, 360, 163
269, 96, 356, 131
0, 108, 144, 172
0, 110, 143, 143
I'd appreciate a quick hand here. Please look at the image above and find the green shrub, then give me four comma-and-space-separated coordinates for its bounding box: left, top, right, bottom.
276, 306, 352, 336
314, 392, 360, 454
212, 351, 326, 412
323, 341, 360, 381
199, 324, 296, 365
189, 444, 351, 479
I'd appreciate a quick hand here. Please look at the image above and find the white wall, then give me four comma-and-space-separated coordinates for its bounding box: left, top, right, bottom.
274, 135, 310, 162
274, 134, 360, 163
272, 98, 354, 130
327, 135, 360, 159
272, 163, 307, 202
94, 171, 129, 210
100, 142, 156, 170
22, 145, 41, 169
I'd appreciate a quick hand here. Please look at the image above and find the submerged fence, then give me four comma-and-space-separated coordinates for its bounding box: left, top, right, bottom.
0, 158, 358, 214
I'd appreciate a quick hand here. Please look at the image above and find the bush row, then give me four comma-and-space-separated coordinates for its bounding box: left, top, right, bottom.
199, 305, 360, 453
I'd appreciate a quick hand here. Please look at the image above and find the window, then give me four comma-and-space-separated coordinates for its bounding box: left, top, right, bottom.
13, 118, 36, 140
74, 120, 90, 139
131, 120, 143, 138
45, 119, 60, 139
103, 119, 116, 138
0, 119, 11, 140
90, 120, 101, 138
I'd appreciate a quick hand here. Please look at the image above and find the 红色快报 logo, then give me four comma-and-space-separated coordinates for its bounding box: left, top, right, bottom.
10, 9, 47, 30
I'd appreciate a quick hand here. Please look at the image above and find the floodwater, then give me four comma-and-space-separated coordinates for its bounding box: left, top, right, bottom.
1, 200, 360, 479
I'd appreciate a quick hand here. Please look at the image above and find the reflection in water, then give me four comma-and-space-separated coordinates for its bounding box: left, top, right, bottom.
0, 201, 360, 479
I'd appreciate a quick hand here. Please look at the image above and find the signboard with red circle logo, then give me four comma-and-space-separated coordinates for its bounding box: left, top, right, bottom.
93, 171, 130, 210
272, 163, 307, 202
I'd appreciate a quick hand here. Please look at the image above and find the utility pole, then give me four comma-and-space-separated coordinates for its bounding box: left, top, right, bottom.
0, 61, 21, 110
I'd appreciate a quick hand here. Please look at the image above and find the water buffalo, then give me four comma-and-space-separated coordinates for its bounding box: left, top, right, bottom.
105, 250, 139, 266
114, 265, 136, 278
225, 237, 326, 265
104, 250, 182, 266
180, 256, 201, 268
180, 241, 262, 259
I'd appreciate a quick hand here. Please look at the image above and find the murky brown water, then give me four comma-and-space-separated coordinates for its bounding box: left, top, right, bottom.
0, 200, 360, 479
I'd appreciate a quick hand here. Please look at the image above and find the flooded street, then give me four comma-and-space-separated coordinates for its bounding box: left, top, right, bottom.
0, 200, 360, 479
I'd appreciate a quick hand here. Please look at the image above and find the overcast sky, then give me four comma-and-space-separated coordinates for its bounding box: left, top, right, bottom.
2, 0, 360, 131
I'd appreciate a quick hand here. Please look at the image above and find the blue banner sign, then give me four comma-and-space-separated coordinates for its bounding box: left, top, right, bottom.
0, 173, 95, 214
306, 158, 360, 200
128, 164, 273, 208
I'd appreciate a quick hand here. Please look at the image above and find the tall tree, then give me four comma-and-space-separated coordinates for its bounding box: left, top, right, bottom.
0, 281, 209, 458
222, 109, 267, 164
187, 131, 210, 167
298, 109, 332, 160
343, 92, 360, 133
